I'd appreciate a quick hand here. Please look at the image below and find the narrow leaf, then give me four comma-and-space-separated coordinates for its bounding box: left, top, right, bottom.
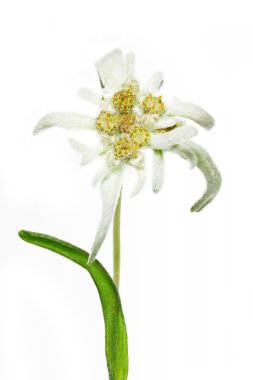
18, 230, 128, 380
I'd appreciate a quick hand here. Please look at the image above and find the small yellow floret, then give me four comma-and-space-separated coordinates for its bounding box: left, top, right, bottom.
114, 137, 136, 159
112, 88, 136, 114
130, 126, 150, 148
142, 94, 165, 115
96, 111, 119, 134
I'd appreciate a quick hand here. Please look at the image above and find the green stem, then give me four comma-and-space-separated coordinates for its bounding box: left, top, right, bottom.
113, 190, 122, 289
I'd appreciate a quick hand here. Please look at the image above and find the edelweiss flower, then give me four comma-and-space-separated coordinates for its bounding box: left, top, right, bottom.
34, 49, 221, 263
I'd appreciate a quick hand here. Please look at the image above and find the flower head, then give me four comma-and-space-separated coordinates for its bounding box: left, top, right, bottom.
34, 49, 221, 263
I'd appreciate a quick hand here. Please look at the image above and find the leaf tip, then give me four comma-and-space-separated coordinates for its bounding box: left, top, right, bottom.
18, 229, 32, 243
18, 229, 26, 238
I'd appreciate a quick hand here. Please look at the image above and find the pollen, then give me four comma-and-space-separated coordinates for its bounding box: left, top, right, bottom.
130, 126, 150, 148
114, 137, 136, 159
118, 114, 136, 134
142, 94, 165, 115
96, 110, 119, 135
112, 88, 136, 114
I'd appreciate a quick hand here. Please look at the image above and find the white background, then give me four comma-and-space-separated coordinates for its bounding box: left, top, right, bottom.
0, 0, 252, 379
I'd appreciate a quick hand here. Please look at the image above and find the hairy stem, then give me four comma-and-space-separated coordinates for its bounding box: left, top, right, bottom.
113, 190, 122, 289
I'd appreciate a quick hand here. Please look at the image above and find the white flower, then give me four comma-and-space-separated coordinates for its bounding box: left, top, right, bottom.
34, 49, 221, 263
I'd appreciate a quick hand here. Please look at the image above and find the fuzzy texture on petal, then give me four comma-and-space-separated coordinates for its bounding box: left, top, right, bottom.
34, 113, 95, 134
125, 52, 135, 80
130, 167, 146, 197
152, 149, 164, 193
150, 125, 198, 150
167, 100, 215, 129
69, 138, 102, 165
145, 71, 164, 93
89, 167, 124, 263
171, 143, 197, 169
92, 165, 113, 187
95, 49, 127, 90
184, 141, 222, 212
78, 87, 102, 105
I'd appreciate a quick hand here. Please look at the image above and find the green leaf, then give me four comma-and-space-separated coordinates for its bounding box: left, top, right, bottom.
18, 230, 128, 380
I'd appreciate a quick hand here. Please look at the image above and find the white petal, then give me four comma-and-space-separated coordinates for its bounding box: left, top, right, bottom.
185, 141, 222, 212
150, 125, 198, 150
130, 168, 146, 197
152, 149, 164, 193
153, 116, 180, 129
171, 143, 197, 169
167, 100, 215, 129
89, 168, 124, 263
92, 165, 112, 187
34, 113, 95, 134
145, 71, 164, 93
105, 151, 122, 169
125, 52, 135, 79
69, 138, 102, 165
78, 87, 101, 105
128, 153, 145, 169
95, 49, 127, 90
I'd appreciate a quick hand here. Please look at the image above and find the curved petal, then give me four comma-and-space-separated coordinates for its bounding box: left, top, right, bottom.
125, 52, 135, 80
185, 141, 222, 212
95, 49, 127, 90
78, 87, 102, 105
153, 116, 181, 130
89, 167, 125, 263
69, 138, 102, 165
130, 167, 146, 197
167, 100, 215, 129
145, 71, 164, 93
171, 143, 197, 169
150, 125, 198, 150
152, 149, 164, 193
34, 113, 95, 134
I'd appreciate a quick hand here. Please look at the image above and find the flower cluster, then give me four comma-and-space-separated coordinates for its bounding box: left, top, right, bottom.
34, 49, 221, 263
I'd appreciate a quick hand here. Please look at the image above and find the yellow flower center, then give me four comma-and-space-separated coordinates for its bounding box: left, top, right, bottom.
142, 94, 165, 115
96, 111, 120, 135
112, 88, 136, 114
114, 137, 136, 159
130, 126, 150, 148
118, 114, 136, 134
96, 82, 167, 163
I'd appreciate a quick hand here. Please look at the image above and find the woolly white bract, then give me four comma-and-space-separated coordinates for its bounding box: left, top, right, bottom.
34, 49, 221, 263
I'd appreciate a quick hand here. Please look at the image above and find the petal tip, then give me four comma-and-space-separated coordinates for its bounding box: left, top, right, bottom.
205, 115, 215, 130
33, 120, 47, 135
152, 182, 162, 194
33, 128, 39, 135
95, 49, 126, 89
